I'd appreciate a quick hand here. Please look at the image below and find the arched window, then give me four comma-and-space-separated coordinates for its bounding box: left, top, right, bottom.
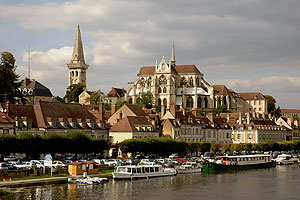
228, 96, 232, 108
196, 77, 200, 87
157, 98, 162, 106
197, 96, 202, 108
204, 97, 208, 108
163, 87, 167, 93
186, 96, 194, 108
71, 71, 74, 77
140, 78, 145, 87
223, 96, 227, 106
148, 77, 152, 86
180, 77, 186, 86
218, 97, 222, 106
159, 75, 167, 85
163, 98, 167, 106
158, 87, 162, 94
129, 98, 133, 104
76, 71, 79, 76
189, 78, 193, 87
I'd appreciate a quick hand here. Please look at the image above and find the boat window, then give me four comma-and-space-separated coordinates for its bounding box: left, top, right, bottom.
118, 167, 127, 172
137, 168, 141, 173
155, 167, 159, 172
145, 167, 150, 173
132, 168, 137, 173
127, 168, 132, 173
150, 167, 154, 172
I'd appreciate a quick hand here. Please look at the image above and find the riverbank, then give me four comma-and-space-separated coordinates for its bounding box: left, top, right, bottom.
0, 172, 112, 188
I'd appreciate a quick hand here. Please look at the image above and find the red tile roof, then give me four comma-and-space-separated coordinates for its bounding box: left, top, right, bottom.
125, 104, 147, 117
106, 87, 126, 98
0, 112, 15, 123
110, 116, 153, 132
138, 65, 201, 76
238, 92, 266, 100
281, 109, 300, 114
213, 85, 232, 96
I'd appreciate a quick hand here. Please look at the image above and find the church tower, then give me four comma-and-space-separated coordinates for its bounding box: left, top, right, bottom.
67, 25, 89, 88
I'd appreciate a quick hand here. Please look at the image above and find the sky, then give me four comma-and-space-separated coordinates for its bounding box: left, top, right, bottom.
0, 0, 300, 109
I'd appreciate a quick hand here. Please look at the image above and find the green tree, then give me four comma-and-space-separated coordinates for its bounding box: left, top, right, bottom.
265, 95, 276, 114
0, 52, 22, 103
137, 91, 153, 109
212, 105, 231, 116
53, 96, 64, 102
85, 89, 104, 106
116, 99, 128, 111
65, 83, 84, 103
104, 102, 111, 110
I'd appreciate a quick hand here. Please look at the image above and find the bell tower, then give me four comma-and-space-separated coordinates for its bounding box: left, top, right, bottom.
67, 25, 89, 88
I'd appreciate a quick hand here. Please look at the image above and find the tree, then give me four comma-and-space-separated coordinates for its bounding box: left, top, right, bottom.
65, 83, 84, 103
137, 91, 153, 109
265, 95, 276, 114
0, 52, 22, 103
104, 103, 111, 110
116, 99, 128, 111
265, 95, 281, 118
85, 89, 104, 106
212, 105, 231, 116
53, 96, 64, 102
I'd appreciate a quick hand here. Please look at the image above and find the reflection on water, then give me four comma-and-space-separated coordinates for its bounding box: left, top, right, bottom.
5, 165, 300, 200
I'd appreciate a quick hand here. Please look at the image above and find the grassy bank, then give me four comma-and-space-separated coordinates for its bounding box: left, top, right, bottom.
0, 174, 69, 182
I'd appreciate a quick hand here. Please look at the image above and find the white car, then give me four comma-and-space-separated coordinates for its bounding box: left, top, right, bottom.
30, 160, 44, 168
15, 161, 31, 169
103, 159, 119, 166
140, 159, 155, 165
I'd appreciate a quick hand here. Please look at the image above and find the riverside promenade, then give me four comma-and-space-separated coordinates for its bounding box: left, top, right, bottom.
0, 173, 112, 188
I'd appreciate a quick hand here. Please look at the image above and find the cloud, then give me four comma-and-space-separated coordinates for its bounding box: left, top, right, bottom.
17, 46, 72, 96
1, 0, 300, 109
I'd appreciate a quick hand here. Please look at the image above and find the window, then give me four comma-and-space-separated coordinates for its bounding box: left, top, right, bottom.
180, 77, 186, 86
208, 131, 211, 138
159, 75, 167, 85
213, 132, 216, 138
3, 129, 9, 134
196, 77, 200, 87
189, 78, 193, 87
163, 87, 167, 93
237, 133, 241, 139
158, 87, 162, 94
186, 96, 194, 108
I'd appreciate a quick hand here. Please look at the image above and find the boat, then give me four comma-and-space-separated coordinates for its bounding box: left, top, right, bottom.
202, 154, 275, 172
112, 165, 177, 179
75, 177, 108, 185
274, 154, 294, 165
176, 162, 202, 174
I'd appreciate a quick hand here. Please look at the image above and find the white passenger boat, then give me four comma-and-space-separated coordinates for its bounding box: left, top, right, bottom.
176, 162, 202, 174
203, 154, 276, 172
112, 165, 177, 179
275, 154, 294, 165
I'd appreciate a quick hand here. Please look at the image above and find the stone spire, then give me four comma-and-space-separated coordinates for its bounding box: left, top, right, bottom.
70, 25, 86, 65
67, 25, 89, 88
170, 40, 175, 66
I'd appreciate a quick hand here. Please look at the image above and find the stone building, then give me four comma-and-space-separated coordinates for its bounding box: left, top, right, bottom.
105, 87, 126, 105
0, 104, 15, 134
1, 101, 108, 139
237, 92, 268, 114
67, 25, 89, 88
19, 78, 53, 105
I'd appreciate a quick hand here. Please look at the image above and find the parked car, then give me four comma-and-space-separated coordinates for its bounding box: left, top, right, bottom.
103, 159, 119, 166
30, 160, 44, 168
15, 161, 31, 169
0, 162, 8, 170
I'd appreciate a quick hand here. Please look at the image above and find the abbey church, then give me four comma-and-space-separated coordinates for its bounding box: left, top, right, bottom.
67, 26, 268, 117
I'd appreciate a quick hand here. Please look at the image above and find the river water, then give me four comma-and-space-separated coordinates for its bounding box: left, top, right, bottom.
5, 165, 300, 200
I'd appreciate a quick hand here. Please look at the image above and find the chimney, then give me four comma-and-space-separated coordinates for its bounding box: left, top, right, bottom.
238, 112, 242, 125
99, 103, 104, 122
287, 117, 292, 126
111, 104, 116, 115
119, 110, 122, 120
207, 113, 213, 122
24, 78, 30, 86
5, 101, 10, 117
294, 120, 299, 127
246, 112, 250, 124
64, 97, 68, 103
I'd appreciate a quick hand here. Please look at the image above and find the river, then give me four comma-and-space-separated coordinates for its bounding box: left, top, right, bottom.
5, 164, 300, 200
